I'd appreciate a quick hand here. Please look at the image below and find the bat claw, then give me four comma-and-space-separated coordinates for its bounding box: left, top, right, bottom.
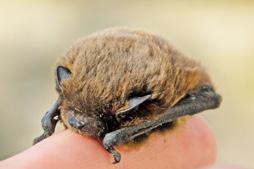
112, 150, 121, 164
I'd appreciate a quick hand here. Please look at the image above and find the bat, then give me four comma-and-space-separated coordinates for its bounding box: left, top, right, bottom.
33, 28, 222, 163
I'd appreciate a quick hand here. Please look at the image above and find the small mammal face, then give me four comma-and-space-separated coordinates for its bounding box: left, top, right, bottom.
34, 27, 221, 163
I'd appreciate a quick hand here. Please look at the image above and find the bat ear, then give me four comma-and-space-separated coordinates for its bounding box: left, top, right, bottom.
117, 94, 151, 115
56, 66, 72, 90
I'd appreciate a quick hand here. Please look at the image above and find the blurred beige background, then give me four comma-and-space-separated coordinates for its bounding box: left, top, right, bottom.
0, 0, 253, 168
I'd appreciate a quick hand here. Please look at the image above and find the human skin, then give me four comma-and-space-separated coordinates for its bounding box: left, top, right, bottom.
0, 116, 217, 169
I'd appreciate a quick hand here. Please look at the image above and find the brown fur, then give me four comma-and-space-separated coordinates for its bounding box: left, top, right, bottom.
56, 27, 211, 137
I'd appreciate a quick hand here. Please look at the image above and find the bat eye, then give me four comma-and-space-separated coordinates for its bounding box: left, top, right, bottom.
201, 85, 214, 92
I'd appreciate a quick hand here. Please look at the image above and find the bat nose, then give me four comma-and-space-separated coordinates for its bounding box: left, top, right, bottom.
68, 115, 85, 129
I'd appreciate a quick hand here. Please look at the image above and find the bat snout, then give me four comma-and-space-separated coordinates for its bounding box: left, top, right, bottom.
69, 115, 86, 129
67, 110, 106, 136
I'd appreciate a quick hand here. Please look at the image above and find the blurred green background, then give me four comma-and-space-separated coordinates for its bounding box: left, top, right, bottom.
0, 0, 253, 167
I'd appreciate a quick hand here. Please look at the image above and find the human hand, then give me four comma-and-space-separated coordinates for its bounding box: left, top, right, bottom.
0, 116, 217, 169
